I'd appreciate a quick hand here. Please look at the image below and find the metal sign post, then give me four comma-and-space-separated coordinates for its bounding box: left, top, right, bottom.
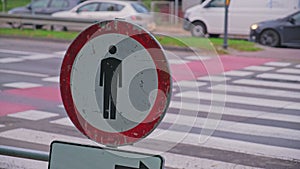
223, 0, 231, 49
1, 0, 6, 13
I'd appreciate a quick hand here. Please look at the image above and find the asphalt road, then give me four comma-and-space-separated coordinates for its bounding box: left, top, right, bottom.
0, 37, 300, 169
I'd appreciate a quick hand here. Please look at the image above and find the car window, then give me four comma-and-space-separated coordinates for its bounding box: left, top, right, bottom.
31, 0, 49, 9
49, 0, 69, 8
292, 12, 300, 25
77, 3, 99, 12
131, 3, 149, 13
99, 3, 123, 12
116, 4, 125, 11
206, 0, 225, 8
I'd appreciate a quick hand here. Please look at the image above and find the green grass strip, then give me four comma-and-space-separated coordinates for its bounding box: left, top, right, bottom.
0, 28, 261, 53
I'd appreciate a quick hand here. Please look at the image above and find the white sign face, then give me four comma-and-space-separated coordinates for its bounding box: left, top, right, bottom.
71, 34, 157, 132
49, 141, 164, 169
60, 20, 171, 146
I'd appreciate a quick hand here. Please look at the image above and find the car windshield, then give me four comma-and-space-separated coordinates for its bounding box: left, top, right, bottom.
131, 3, 149, 13
31, 0, 49, 9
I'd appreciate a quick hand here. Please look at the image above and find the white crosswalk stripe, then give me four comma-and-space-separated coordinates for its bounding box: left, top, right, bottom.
224, 70, 253, 76
2, 82, 42, 89
170, 101, 300, 124
211, 84, 300, 99
0, 128, 96, 146
0, 69, 49, 78
277, 68, 300, 74
175, 81, 207, 88
243, 65, 275, 71
257, 73, 300, 82
233, 79, 300, 90
163, 109, 300, 140
198, 75, 230, 82
42, 76, 59, 83
8, 110, 58, 121
264, 62, 291, 67
119, 147, 265, 169
176, 91, 300, 110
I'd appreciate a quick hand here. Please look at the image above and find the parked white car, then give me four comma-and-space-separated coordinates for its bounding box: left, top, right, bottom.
183, 0, 300, 37
51, 0, 156, 31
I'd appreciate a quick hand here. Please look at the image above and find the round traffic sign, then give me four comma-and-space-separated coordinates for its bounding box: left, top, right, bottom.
60, 20, 172, 146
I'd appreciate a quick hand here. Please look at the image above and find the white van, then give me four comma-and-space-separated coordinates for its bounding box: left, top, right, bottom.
183, 0, 300, 37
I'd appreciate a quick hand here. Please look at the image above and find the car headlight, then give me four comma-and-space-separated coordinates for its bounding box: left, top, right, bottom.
184, 11, 191, 18
251, 24, 259, 30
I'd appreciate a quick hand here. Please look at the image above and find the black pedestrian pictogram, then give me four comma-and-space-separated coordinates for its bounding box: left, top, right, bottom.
100, 57, 122, 120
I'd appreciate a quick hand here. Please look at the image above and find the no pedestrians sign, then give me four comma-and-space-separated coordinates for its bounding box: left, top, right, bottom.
60, 20, 172, 147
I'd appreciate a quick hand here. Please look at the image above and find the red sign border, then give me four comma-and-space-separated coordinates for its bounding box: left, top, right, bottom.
60, 20, 171, 146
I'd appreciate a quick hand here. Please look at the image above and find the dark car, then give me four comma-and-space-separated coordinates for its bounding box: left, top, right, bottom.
8, 0, 85, 28
250, 11, 300, 47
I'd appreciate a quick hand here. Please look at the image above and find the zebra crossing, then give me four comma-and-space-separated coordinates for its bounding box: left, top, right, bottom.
0, 48, 300, 169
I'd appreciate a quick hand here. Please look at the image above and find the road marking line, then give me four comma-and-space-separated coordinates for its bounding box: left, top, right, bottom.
0, 128, 291, 168
163, 110, 300, 141
243, 65, 275, 71
168, 59, 190, 65
22, 54, 56, 60
8, 110, 58, 121
0, 69, 49, 78
58, 104, 64, 108
0, 58, 24, 63
42, 76, 59, 83
257, 73, 300, 82
53, 102, 300, 142
0, 49, 38, 55
264, 62, 291, 67
233, 79, 300, 90
53, 51, 66, 57
50, 117, 74, 127
284, 103, 300, 110
295, 64, 300, 68
175, 81, 207, 88
170, 101, 300, 124
3, 82, 42, 89
276, 68, 300, 75
0, 128, 96, 146
185, 55, 211, 60
198, 75, 230, 82
224, 70, 253, 76
148, 128, 300, 161
162, 152, 264, 169
120, 146, 264, 169
211, 84, 300, 99
176, 91, 300, 110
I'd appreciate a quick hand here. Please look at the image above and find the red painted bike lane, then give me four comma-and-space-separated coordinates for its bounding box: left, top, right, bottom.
171, 55, 274, 81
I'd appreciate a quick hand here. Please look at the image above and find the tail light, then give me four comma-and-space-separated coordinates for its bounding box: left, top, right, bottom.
130, 15, 142, 20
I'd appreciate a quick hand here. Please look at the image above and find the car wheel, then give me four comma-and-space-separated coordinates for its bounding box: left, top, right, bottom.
35, 25, 43, 29
62, 26, 68, 32
209, 34, 220, 38
259, 29, 280, 47
191, 22, 206, 37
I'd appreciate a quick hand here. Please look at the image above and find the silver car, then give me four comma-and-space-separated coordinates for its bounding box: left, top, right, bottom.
52, 0, 156, 31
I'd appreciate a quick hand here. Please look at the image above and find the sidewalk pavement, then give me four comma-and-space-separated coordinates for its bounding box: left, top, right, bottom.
232, 45, 300, 61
